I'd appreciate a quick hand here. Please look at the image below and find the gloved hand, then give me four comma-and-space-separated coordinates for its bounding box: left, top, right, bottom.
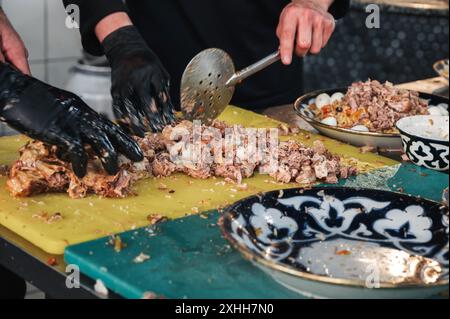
102, 26, 176, 137
0, 63, 144, 178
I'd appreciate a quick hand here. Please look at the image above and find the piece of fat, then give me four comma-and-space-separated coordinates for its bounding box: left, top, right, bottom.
330, 92, 345, 104
315, 93, 331, 110
321, 116, 338, 126
351, 125, 370, 132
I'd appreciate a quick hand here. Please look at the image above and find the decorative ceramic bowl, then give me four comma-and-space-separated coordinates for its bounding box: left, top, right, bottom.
294, 89, 449, 149
219, 187, 449, 299
434, 59, 449, 81
397, 115, 449, 172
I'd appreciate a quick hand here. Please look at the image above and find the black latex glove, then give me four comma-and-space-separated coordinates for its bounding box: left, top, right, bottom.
103, 26, 176, 137
0, 62, 144, 178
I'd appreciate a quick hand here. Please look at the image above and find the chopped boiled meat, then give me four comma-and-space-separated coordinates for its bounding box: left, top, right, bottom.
7, 141, 137, 199
6, 121, 358, 199
342, 80, 429, 132
296, 166, 317, 184
183, 164, 212, 180
151, 152, 177, 177
314, 80, 430, 134
312, 140, 328, 155
268, 140, 356, 184
7, 142, 70, 197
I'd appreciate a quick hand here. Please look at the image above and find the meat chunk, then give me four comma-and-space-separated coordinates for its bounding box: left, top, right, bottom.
214, 162, 257, 184
7, 142, 70, 197
7, 141, 137, 199
152, 153, 177, 177
296, 166, 316, 184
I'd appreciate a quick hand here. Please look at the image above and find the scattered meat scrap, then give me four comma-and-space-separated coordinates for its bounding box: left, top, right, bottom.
47, 257, 58, 266
359, 146, 377, 154
146, 214, 168, 225
133, 253, 151, 264
94, 280, 109, 297
6, 120, 358, 199
108, 235, 125, 253
32, 212, 63, 224
0, 164, 9, 177
336, 249, 352, 256
401, 154, 411, 162
142, 291, 165, 299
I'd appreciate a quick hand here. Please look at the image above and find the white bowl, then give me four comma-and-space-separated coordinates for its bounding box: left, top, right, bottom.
397, 115, 449, 171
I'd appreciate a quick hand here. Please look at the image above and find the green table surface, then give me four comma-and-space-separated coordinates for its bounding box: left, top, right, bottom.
64, 163, 449, 299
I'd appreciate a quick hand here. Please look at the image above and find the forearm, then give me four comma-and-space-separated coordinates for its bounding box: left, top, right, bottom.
293, 0, 334, 10
95, 12, 133, 44
0, 6, 8, 26
62, 0, 127, 55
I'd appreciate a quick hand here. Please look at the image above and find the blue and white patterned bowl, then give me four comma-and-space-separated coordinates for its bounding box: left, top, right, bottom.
397, 116, 449, 172
219, 187, 449, 299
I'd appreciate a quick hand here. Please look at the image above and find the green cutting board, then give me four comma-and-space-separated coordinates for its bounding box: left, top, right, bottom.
64, 164, 449, 299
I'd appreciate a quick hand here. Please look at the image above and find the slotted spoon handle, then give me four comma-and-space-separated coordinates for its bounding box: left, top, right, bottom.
226, 51, 281, 87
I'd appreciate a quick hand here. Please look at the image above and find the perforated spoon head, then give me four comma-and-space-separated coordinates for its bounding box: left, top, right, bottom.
180, 48, 235, 124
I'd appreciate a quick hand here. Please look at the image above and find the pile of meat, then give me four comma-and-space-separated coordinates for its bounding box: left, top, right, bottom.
343, 80, 429, 132
267, 140, 357, 184
6, 141, 146, 199
6, 120, 357, 199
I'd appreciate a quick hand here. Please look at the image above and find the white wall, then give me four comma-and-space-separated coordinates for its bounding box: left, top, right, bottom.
1, 0, 83, 135
1, 0, 83, 87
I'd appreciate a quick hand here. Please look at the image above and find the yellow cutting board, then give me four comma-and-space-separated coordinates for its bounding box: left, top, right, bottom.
0, 106, 396, 254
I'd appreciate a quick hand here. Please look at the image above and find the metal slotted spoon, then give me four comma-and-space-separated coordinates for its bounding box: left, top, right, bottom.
180, 49, 281, 123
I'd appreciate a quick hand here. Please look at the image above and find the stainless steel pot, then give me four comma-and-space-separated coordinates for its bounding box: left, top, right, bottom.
64, 56, 114, 120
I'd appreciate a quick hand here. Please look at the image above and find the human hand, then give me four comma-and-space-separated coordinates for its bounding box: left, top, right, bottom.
0, 63, 144, 178
277, 0, 336, 65
102, 26, 176, 137
0, 8, 31, 75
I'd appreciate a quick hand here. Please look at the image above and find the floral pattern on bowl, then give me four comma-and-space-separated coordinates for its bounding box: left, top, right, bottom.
219, 187, 449, 298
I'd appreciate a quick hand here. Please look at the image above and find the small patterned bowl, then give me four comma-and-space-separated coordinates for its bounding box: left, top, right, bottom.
397, 115, 449, 172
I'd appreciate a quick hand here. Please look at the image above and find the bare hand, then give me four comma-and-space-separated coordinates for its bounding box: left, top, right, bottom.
0, 8, 31, 75
276, 0, 336, 65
